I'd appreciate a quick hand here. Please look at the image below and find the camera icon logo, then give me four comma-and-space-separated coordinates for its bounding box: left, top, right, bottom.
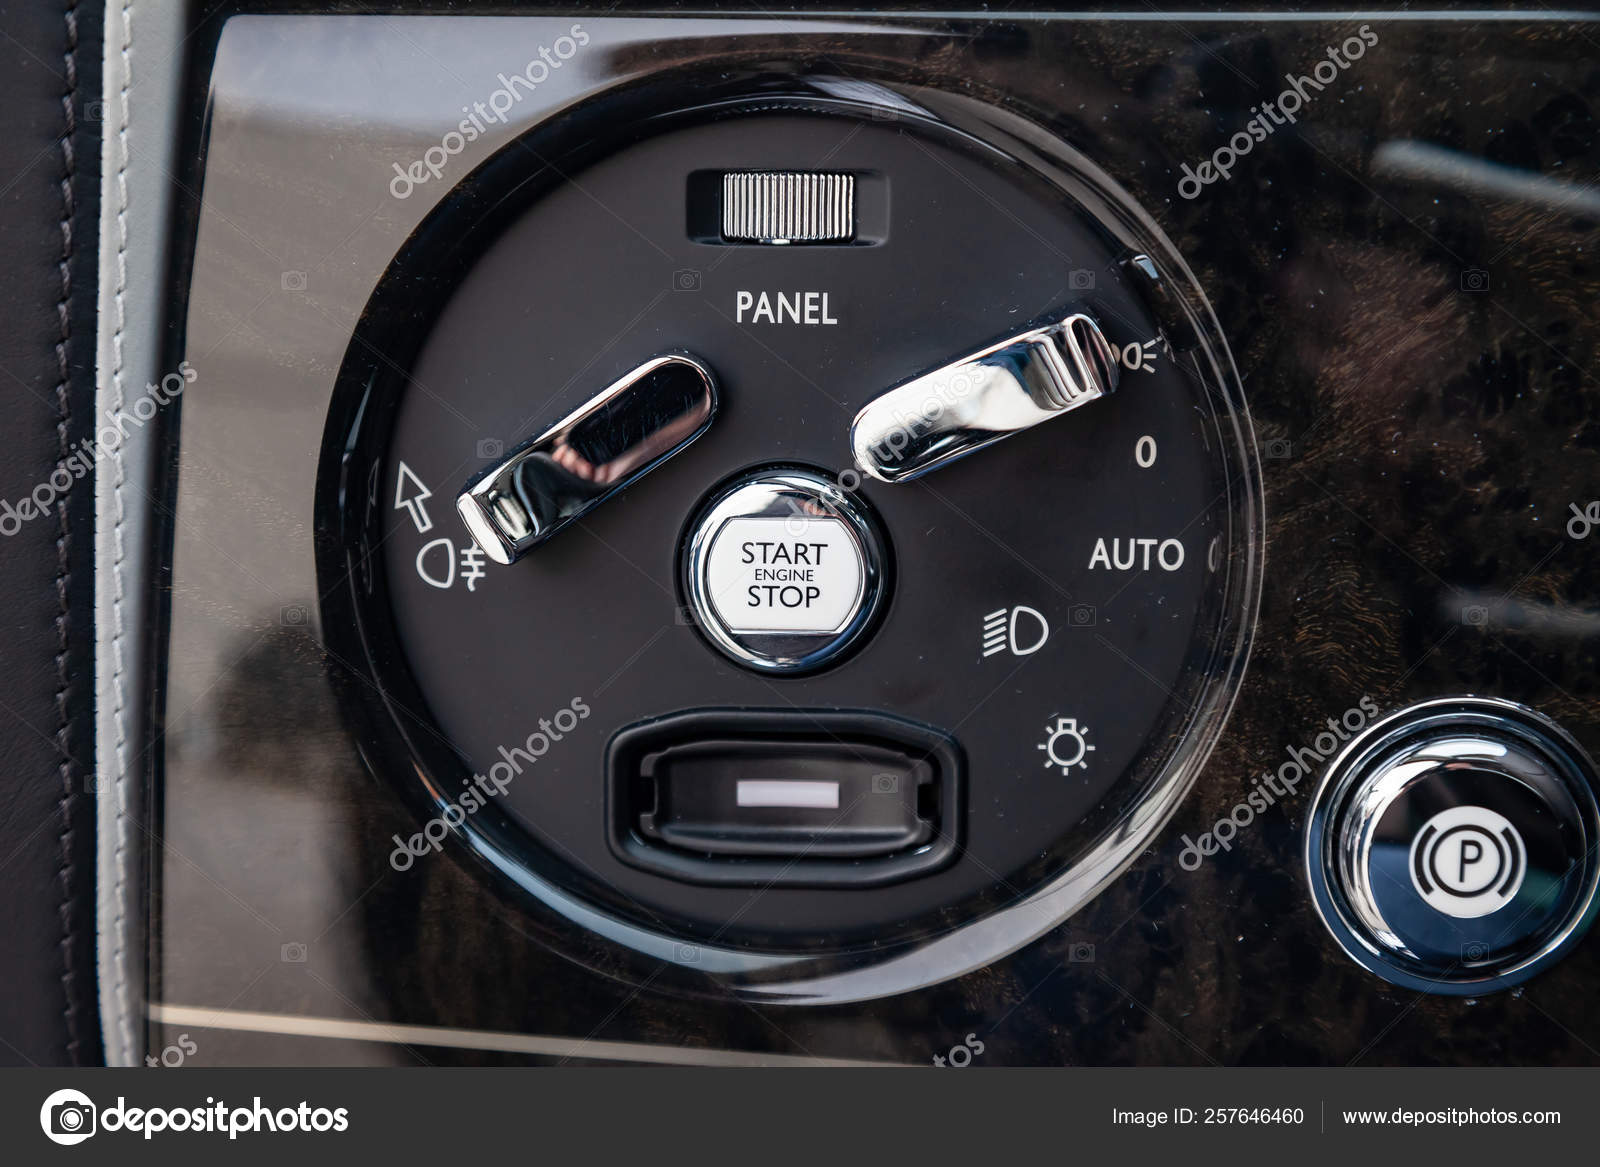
1067, 942, 1096, 963
40, 1088, 97, 1145
475, 437, 504, 460
1264, 438, 1293, 460
1068, 603, 1097, 628
871, 773, 899, 794
281, 270, 307, 293
672, 269, 703, 292
1459, 267, 1490, 293
674, 943, 701, 964
281, 941, 308, 963
280, 604, 309, 627
1461, 605, 1490, 628
1068, 269, 1096, 291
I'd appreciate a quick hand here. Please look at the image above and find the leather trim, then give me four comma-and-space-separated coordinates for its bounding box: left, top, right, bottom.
0, 0, 104, 1067
95, 0, 186, 1068
54, 0, 86, 1064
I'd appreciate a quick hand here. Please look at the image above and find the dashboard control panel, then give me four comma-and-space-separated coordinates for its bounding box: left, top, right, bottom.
149, 11, 1600, 1065
318, 79, 1259, 996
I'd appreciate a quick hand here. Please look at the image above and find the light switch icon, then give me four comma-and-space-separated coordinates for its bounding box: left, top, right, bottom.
981, 605, 1050, 658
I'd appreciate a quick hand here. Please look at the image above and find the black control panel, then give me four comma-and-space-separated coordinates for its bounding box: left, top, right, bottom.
318, 86, 1256, 987
149, 9, 1600, 1066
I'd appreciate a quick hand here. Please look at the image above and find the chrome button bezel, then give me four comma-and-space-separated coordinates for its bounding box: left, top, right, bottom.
1305, 697, 1600, 994
681, 467, 888, 674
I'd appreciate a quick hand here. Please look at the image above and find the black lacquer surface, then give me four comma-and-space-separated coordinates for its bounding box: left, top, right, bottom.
155, 10, 1600, 1066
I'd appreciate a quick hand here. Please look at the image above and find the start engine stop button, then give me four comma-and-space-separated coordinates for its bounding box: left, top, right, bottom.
683, 467, 887, 673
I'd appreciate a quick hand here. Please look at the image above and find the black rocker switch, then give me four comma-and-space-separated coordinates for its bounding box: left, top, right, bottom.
606, 710, 963, 888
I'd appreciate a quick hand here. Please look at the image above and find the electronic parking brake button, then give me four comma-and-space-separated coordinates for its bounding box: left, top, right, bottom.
1306, 698, 1600, 994
683, 468, 886, 673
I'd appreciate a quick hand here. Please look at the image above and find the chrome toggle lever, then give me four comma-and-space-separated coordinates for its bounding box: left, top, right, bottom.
456, 354, 718, 565
849, 312, 1120, 483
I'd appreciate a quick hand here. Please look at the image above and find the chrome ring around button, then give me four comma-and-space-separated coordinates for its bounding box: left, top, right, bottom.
1305, 697, 1600, 995
681, 467, 888, 674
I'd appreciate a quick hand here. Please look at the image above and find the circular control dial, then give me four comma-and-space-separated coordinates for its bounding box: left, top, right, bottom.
317, 76, 1262, 1001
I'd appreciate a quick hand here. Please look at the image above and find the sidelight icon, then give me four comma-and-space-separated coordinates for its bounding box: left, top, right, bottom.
1039, 717, 1094, 774
981, 605, 1050, 658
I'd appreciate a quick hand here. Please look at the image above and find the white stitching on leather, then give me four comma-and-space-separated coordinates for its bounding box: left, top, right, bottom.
55, 0, 83, 1062
107, 0, 133, 1064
